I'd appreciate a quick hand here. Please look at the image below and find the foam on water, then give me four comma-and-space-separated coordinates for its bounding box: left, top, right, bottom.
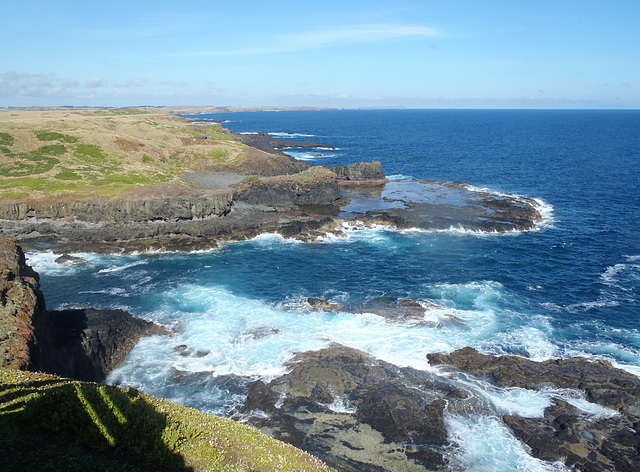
282, 149, 337, 161
444, 412, 571, 472
268, 132, 316, 138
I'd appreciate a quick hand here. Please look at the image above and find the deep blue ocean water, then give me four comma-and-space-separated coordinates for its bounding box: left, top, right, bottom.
27, 110, 640, 470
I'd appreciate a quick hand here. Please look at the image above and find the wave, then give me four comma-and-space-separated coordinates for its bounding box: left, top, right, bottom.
268, 132, 316, 138
98, 260, 148, 274
601, 256, 640, 288
444, 412, 572, 472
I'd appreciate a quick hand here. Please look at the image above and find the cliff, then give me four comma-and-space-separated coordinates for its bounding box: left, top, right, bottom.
327, 160, 388, 183
232, 166, 345, 210
0, 235, 49, 370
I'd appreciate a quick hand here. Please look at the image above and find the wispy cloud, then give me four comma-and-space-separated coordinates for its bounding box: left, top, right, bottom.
286, 24, 440, 47
170, 23, 441, 58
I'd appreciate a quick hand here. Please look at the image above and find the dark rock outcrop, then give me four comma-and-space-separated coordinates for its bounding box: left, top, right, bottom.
38, 307, 167, 382
328, 161, 388, 183
232, 167, 345, 210
0, 235, 165, 381
236, 344, 463, 472
0, 190, 233, 224
428, 347, 640, 471
235, 131, 335, 155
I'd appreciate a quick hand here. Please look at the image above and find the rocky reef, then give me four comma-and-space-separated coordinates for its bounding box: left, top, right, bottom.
236, 344, 460, 472
234, 130, 336, 155
235, 344, 640, 472
428, 347, 640, 472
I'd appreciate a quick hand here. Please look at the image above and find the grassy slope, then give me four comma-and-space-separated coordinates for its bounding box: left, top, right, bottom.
0, 108, 249, 200
0, 368, 333, 472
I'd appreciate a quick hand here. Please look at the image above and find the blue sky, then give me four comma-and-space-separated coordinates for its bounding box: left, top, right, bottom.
1, 0, 638, 108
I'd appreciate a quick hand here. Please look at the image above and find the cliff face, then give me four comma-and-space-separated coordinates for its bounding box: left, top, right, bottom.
0, 191, 233, 223
0, 235, 164, 381
232, 166, 345, 210
0, 235, 50, 370
327, 161, 387, 182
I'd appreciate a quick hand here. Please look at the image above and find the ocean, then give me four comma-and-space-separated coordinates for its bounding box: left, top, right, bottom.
27, 109, 640, 470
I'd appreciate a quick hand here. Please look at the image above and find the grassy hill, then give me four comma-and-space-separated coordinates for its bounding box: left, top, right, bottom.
0, 108, 276, 200
0, 367, 333, 472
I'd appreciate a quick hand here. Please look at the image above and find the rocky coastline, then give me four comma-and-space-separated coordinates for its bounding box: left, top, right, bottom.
4, 110, 630, 471
235, 344, 640, 472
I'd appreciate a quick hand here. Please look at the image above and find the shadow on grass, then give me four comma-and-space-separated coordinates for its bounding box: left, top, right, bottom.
0, 379, 193, 472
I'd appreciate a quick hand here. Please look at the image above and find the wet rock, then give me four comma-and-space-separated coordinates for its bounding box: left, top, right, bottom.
306, 297, 344, 311
172, 367, 215, 384
235, 131, 335, 155
242, 326, 280, 340
428, 347, 640, 471
236, 344, 462, 472
38, 307, 168, 382
427, 347, 640, 408
54, 254, 86, 265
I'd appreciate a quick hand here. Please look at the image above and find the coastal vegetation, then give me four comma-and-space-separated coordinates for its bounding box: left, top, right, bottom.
0, 368, 332, 471
0, 108, 247, 199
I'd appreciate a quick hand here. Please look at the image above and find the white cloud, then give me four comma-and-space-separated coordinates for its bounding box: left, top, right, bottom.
85, 76, 105, 88
0, 71, 79, 98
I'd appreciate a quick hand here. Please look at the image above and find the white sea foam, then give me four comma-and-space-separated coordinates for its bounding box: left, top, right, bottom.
268, 132, 315, 138
98, 260, 148, 274
601, 258, 640, 288
25, 250, 100, 275
322, 396, 358, 414
444, 412, 572, 472
540, 388, 618, 419
450, 373, 618, 420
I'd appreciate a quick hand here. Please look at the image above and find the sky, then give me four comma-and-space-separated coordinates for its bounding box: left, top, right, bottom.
1, 0, 639, 109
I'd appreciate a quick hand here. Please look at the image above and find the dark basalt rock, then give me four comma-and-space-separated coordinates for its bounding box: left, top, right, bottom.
428, 347, 640, 471
236, 344, 463, 472
1, 235, 166, 382
235, 131, 336, 155
37, 307, 167, 382
328, 161, 387, 182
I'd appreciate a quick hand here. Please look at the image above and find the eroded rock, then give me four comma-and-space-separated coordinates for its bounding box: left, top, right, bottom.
428, 347, 640, 471
236, 344, 463, 472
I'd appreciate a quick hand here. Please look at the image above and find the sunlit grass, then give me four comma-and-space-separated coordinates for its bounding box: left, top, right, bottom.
0, 368, 334, 472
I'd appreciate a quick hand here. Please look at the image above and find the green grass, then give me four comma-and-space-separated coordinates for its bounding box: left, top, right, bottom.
0, 132, 14, 146
54, 168, 82, 181
0, 145, 65, 177
209, 149, 229, 161
34, 130, 79, 143
0, 368, 334, 472
73, 144, 109, 163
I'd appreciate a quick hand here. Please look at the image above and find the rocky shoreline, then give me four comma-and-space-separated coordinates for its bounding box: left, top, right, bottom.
3, 234, 639, 470
5, 113, 628, 471
235, 344, 640, 472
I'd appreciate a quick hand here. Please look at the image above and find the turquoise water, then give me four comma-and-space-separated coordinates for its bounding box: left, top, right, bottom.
27, 110, 640, 471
